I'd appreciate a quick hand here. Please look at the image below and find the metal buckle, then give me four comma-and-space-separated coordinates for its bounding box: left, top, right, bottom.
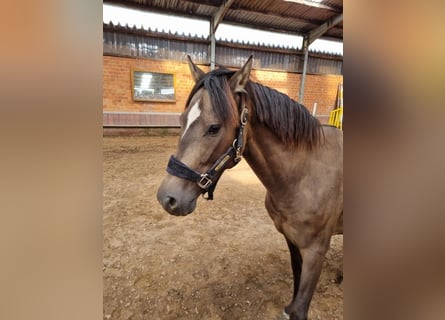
197, 174, 213, 189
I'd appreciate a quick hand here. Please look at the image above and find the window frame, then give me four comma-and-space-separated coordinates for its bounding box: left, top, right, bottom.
130, 69, 176, 102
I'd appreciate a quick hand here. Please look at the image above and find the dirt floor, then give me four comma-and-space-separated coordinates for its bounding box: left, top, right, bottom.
103, 135, 343, 320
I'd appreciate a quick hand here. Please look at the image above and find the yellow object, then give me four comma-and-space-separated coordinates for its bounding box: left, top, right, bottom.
328, 107, 343, 130
329, 83, 343, 130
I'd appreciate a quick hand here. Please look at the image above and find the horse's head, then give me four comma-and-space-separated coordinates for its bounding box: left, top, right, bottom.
157, 56, 253, 216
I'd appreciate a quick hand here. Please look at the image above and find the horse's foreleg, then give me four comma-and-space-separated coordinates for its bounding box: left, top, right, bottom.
286, 243, 329, 320
284, 238, 302, 315
334, 210, 343, 235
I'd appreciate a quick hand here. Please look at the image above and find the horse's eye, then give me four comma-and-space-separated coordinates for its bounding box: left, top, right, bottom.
207, 124, 221, 136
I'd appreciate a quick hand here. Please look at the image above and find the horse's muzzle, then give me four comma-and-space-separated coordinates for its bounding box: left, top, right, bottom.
156, 181, 198, 216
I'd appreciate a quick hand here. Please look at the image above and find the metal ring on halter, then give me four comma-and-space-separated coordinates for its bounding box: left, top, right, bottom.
240, 107, 249, 125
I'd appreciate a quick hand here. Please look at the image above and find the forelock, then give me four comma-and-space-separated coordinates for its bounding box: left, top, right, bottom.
185, 68, 238, 127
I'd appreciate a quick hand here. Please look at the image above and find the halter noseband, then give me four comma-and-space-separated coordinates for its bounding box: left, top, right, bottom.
166, 94, 248, 200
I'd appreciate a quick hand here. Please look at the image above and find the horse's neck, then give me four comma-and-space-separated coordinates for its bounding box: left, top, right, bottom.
243, 124, 342, 198
243, 124, 305, 195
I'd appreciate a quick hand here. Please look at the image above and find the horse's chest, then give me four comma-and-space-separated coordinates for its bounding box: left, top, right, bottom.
264, 193, 300, 234
264, 191, 323, 241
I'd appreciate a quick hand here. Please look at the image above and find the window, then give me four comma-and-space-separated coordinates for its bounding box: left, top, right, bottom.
131, 70, 176, 102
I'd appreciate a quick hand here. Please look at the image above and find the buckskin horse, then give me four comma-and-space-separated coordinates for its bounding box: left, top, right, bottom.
157, 56, 343, 320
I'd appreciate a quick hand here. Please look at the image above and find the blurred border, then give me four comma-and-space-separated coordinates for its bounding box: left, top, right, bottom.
0, 1, 103, 320
1, 1, 444, 320
345, 0, 445, 319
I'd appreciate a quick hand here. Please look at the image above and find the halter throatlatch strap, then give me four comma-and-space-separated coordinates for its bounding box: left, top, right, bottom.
166, 94, 248, 200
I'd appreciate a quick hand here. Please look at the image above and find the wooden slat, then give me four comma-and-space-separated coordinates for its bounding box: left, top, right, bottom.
103, 112, 180, 127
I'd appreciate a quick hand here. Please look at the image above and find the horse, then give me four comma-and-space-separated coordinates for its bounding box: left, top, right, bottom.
157, 55, 343, 320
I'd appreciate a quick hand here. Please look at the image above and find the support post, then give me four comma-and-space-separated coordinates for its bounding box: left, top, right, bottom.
298, 12, 342, 104
299, 35, 309, 104
210, 21, 216, 70
209, 0, 235, 70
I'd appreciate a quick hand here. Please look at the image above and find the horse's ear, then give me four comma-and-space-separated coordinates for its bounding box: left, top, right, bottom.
229, 55, 253, 93
187, 55, 205, 83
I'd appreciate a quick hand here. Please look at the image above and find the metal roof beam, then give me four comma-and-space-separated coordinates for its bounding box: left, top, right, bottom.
229, 4, 324, 26
212, 0, 235, 32
308, 13, 343, 45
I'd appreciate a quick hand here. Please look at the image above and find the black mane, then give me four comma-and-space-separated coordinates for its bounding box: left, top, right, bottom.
246, 81, 323, 148
186, 67, 323, 149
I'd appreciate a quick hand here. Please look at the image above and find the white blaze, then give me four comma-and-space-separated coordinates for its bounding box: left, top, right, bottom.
181, 100, 201, 139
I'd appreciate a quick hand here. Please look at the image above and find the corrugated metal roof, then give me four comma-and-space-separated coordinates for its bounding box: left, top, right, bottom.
104, 21, 342, 56
104, 0, 343, 41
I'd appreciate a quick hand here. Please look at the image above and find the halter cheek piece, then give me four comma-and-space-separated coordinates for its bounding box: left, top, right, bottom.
166, 94, 248, 200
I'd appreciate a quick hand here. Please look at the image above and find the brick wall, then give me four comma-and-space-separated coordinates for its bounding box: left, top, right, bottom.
103, 55, 342, 124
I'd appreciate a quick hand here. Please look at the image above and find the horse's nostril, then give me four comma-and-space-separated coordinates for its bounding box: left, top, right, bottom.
166, 196, 178, 210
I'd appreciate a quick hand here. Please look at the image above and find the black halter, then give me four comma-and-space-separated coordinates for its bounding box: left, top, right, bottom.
166, 94, 248, 200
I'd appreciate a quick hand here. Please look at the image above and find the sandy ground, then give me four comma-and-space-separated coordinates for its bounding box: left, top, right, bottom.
103, 135, 343, 320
